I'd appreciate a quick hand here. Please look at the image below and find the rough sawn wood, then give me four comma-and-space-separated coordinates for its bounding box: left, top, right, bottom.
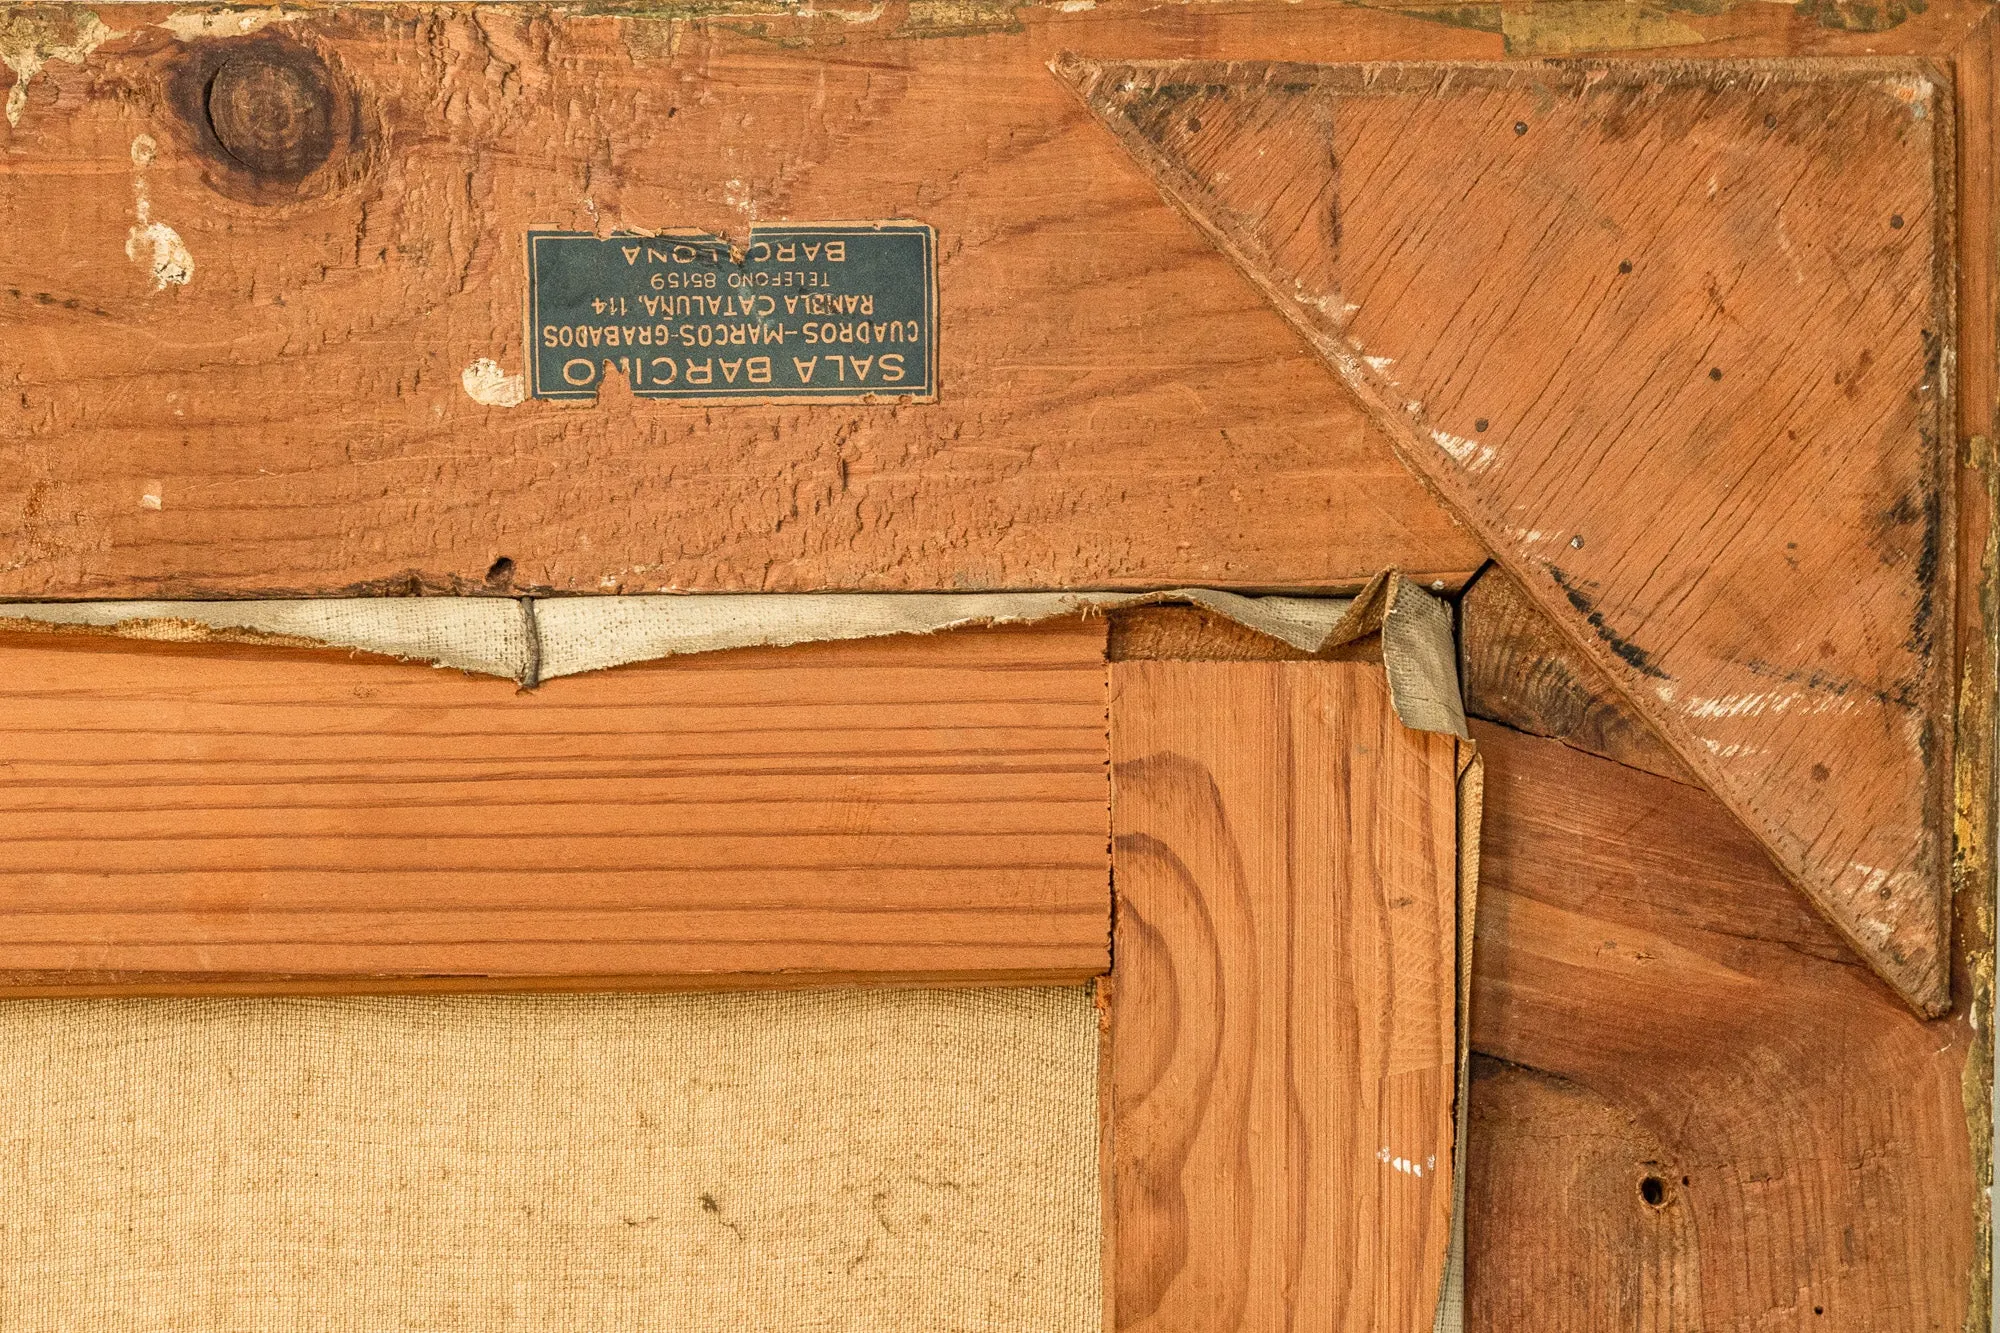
1061, 55, 1958, 1015
1467, 719, 1979, 1331
1459, 564, 1695, 785
0, 3, 1483, 599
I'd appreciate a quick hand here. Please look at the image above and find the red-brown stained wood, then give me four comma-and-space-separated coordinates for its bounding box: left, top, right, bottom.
2, 2, 1993, 1322
1061, 56, 1957, 1015
1459, 564, 1696, 784
1464, 1059, 1700, 1332
1467, 719, 1978, 1330
1107, 660, 1459, 1333
1105, 603, 1380, 663
0, 620, 1112, 990
0, 3, 1488, 600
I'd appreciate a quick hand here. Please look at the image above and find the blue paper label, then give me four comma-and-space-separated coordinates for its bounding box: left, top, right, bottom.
526, 223, 936, 403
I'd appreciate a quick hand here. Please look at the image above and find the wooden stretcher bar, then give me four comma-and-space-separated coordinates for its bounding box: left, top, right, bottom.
1, 0, 1994, 1326
0, 612, 1467, 1331
0, 620, 1115, 990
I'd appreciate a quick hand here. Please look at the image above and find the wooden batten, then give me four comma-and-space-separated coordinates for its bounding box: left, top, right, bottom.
1060, 55, 1960, 1015
0, 620, 1113, 991
0, 4, 1485, 601
1468, 719, 1979, 1328
1, 2, 1993, 1327
1106, 660, 1460, 1333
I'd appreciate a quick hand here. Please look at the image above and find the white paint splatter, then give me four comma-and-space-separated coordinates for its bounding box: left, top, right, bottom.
157, 6, 304, 41
1431, 429, 1496, 473
1888, 74, 1934, 119
1772, 215, 1810, 287
796, 1, 887, 20
1363, 355, 1396, 375
3, 10, 114, 127
1285, 281, 1348, 326
1684, 691, 1780, 720
1057, 0, 1096, 11
1682, 689, 1857, 720
461, 358, 526, 408
1849, 862, 1921, 909
1432, 431, 1476, 463
1376, 1147, 1431, 1178
140, 480, 163, 511
125, 135, 194, 291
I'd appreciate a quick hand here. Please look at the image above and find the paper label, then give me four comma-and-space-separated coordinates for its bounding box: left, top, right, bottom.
526, 223, 936, 403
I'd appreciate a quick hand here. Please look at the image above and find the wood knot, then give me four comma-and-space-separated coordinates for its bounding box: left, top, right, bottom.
205, 49, 335, 181
172, 36, 365, 200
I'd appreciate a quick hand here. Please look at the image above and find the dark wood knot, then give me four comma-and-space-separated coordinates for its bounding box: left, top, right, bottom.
201, 45, 337, 183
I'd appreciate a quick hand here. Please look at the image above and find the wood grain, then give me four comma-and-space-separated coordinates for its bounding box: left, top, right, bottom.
0, 2, 1490, 600
1459, 564, 1696, 784
1465, 1058, 1699, 1333
1107, 660, 1459, 1333
0, 619, 1112, 990
1062, 55, 1957, 1015
1467, 718, 1979, 1330
1105, 603, 1379, 663
3, 2, 1992, 1323
1104, 573, 1987, 1332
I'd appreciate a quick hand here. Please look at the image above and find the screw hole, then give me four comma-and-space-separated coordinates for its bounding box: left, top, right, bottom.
1638, 1175, 1667, 1207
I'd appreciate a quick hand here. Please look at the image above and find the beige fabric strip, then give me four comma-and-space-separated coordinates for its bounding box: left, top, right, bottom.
0, 596, 531, 678
0, 570, 1467, 736
532, 587, 1353, 676
1434, 745, 1484, 1333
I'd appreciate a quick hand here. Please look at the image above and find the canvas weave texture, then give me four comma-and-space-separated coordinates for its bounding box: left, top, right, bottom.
0, 988, 1100, 1333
